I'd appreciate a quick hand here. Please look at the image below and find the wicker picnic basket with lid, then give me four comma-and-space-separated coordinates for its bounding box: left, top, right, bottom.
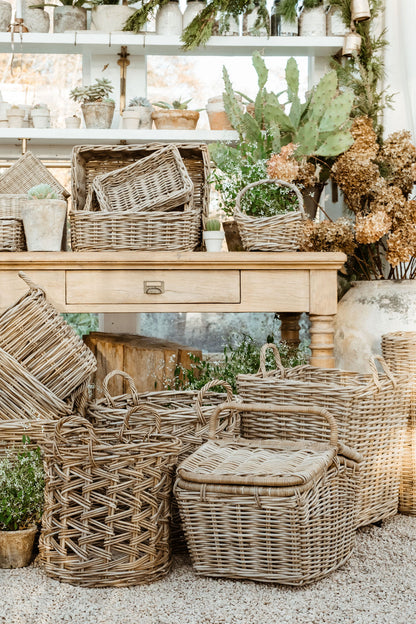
39, 408, 182, 587
92, 144, 194, 213
0, 272, 96, 403
234, 178, 306, 252
237, 343, 411, 527
175, 401, 362, 585
0, 217, 25, 251
0, 151, 69, 199
382, 331, 416, 516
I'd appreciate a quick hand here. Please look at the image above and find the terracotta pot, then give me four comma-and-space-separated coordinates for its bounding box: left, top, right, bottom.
81, 101, 115, 129
152, 109, 199, 130
0, 526, 37, 569
223, 220, 244, 251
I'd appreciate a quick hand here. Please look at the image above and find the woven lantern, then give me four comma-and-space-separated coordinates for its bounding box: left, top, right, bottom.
351, 0, 371, 22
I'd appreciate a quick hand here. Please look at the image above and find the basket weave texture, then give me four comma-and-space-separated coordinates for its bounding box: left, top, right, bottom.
0, 152, 69, 198
175, 402, 362, 585
0, 420, 56, 455
39, 410, 181, 587
0, 272, 96, 402
0, 194, 28, 218
236, 344, 411, 527
382, 331, 416, 516
92, 145, 194, 213
0, 217, 25, 251
234, 179, 306, 252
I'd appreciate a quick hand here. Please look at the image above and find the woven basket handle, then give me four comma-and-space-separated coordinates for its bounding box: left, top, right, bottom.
53, 414, 100, 464
259, 343, 285, 377
102, 370, 140, 408
194, 379, 234, 425
368, 355, 397, 389
235, 178, 305, 218
18, 271, 45, 295
118, 403, 161, 441
208, 401, 339, 448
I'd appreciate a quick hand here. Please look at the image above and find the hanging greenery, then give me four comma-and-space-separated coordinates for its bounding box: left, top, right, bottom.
278, 0, 323, 24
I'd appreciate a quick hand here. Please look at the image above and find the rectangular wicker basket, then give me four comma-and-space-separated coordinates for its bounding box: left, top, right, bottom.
175, 402, 362, 585
236, 343, 411, 527
0, 217, 25, 251
0, 194, 28, 218
0, 152, 69, 199
39, 411, 182, 587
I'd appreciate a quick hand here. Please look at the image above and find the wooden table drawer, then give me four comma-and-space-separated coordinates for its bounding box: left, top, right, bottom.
66, 270, 241, 305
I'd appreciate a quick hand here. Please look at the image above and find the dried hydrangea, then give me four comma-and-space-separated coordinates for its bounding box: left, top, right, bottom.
379, 130, 416, 195
332, 153, 380, 213
350, 116, 379, 158
296, 159, 318, 188
299, 218, 356, 255
267, 143, 299, 183
386, 227, 416, 267
355, 211, 392, 244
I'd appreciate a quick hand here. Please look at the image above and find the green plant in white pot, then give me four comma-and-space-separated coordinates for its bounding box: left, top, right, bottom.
22, 184, 67, 251
70, 78, 115, 129
0, 439, 44, 569
203, 218, 225, 252
122, 96, 153, 129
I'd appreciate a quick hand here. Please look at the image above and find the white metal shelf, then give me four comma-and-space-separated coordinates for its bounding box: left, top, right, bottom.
0, 32, 343, 56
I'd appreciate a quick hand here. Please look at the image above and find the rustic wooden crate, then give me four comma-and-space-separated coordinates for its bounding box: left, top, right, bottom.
84, 332, 201, 396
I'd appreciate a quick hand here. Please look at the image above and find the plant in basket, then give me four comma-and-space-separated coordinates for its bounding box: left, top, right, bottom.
69, 77, 115, 129
0, 437, 44, 569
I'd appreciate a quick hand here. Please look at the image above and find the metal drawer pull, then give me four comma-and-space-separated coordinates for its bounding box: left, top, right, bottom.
144, 280, 165, 295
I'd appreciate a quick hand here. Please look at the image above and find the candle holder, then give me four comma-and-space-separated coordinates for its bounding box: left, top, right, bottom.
8, 18, 29, 33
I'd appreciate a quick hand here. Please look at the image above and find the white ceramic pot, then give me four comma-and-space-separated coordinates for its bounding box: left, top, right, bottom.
242, 6, 268, 36
299, 6, 326, 37
21, 199, 67, 252
22, 0, 49, 33
334, 280, 416, 373
182, 0, 205, 30
90, 5, 135, 32
156, 0, 182, 36
53, 6, 87, 33
326, 7, 348, 36
203, 230, 225, 252
0, 526, 37, 569
0, 1, 12, 32
81, 101, 115, 129
122, 106, 152, 129
7, 108, 25, 128
31, 108, 50, 128
65, 115, 81, 129
0, 119, 8, 128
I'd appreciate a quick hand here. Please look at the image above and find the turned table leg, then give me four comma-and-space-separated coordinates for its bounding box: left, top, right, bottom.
309, 314, 335, 368
279, 312, 301, 348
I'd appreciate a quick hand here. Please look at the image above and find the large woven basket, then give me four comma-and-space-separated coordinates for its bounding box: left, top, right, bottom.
234, 178, 306, 252
0, 194, 28, 218
382, 331, 416, 516
175, 401, 362, 585
0, 151, 69, 198
0, 419, 56, 455
92, 144, 194, 213
0, 272, 96, 402
39, 409, 182, 587
236, 343, 411, 527
0, 217, 25, 251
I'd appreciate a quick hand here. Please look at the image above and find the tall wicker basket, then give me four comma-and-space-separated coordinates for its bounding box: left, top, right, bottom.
382, 331, 416, 515
237, 343, 411, 527
175, 402, 362, 585
39, 409, 182, 587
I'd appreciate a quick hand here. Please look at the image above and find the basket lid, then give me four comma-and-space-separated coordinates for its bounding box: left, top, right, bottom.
177, 439, 337, 489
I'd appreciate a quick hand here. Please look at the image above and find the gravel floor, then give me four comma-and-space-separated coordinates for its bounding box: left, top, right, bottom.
1, 515, 416, 624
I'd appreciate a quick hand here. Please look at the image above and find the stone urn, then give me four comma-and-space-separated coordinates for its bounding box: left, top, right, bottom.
334, 280, 416, 373
53, 6, 87, 32
81, 101, 115, 129
0, 526, 37, 569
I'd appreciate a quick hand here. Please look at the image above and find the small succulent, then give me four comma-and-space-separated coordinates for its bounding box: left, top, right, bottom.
153, 98, 192, 110
27, 184, 58, 200
205, 218, 221, 231
128, 96, 152, 108
70, 78, 114, 104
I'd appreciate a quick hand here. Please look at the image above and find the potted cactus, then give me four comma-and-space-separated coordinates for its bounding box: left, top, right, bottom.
152, 98, 200, 130
203, 218, 225, 252
122, 97, 153, 129
70, 78, 115, 129
21, 184, 67, 251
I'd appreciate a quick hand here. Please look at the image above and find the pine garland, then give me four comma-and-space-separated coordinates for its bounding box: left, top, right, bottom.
278, 0, 323, 23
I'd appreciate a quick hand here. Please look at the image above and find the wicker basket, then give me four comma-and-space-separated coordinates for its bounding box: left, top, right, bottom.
236, 343, 411, 527
382, 331, 416, 516
0, 217, 25, 251
234, 179, 306, 252
0, 151, 69, 199
39, 410, 182, 587
0, 194, 28, 218
0, 272, 96, 402
0, 419, 56, 456
92, 145, 194, 213
175, 401, 362, 585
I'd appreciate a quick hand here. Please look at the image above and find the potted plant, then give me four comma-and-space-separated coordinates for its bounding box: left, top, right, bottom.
90, 0, 136, 32
31, 103, 50, 129
7, 105, 25, 128
21, 184, 67, 251
70, 78, 115, 129
278, 0, 326, 36
65, 114, 81, 128
0, 438, 44, 569
203, 218, 225, 252
23, 0, 50, 33
152, 98, 200, 130
0, 1, 12, 32
122, 96, 153, 129
51, 0, 87, 32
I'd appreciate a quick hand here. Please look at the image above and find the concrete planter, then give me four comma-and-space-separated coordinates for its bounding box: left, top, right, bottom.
0, 1, 11, 32
31, 108, 50, 128
152, 109, 199, 130
81, 101, 115, 129
90, 5, 135, 31
122, 106, 152, 129
0, 526, 37, 569
53, 6, 87, 33
23, 0, 49, 33
65, 115, 81, 128
21, 199, 67, 251
7, 107, 25, 128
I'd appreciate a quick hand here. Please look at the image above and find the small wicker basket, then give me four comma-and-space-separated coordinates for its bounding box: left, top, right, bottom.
39, 409, 182, 587
0, 151, 69, 198
0, 217, 26, 251
0, 194, 28, 218
234, 178, 306, 252
175, 401, 362, 585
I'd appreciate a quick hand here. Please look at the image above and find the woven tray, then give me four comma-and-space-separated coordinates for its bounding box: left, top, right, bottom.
0, 272, 96, 402
175, 401, 362, 585
92, 145, 194, 213
234, 179, 306, 251
382, 331, 416, 516
39, 410, 182, 587
0, 152, 69, 199
236, 343, 411, 527
0, 217, 25, 251
0, 194, 28, 218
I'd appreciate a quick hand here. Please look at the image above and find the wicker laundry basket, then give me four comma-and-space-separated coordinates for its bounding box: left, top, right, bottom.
175, 401, 362, 585
236, 343, 411, 527
234, 179, 306, 251
382, 331, 416, 515
0, 217, 25, 251
92, 145, 194, 213
39, 408, 182, 587
0, 272, 96, 403
0, 151, 69, 198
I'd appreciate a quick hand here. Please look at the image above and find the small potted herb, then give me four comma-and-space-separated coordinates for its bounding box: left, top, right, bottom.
151, 98, 200, 130
21, 184, 67, 251
203, 218, 225, 252
122, 96, 153, 129
70, 78, 115, 129
0, 439, 45, 569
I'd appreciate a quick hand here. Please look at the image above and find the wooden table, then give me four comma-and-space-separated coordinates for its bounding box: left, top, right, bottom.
0, 251, 346, 368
